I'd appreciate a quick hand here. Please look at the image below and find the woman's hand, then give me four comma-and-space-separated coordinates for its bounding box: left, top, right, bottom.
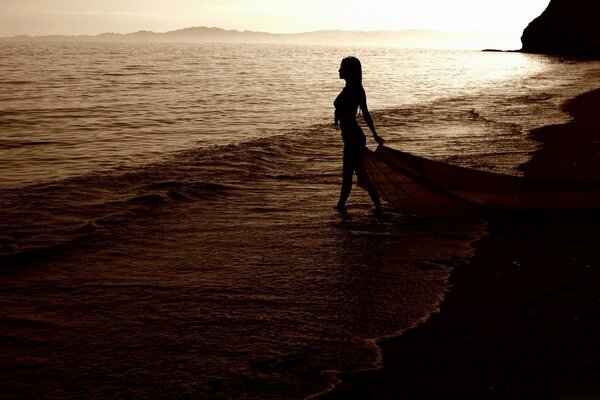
374, 134, 384, 146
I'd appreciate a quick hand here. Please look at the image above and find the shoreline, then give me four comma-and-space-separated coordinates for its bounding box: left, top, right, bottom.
319, 89, 600, 399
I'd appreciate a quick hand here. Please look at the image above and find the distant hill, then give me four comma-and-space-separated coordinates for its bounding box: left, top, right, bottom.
0, 26, 507, 49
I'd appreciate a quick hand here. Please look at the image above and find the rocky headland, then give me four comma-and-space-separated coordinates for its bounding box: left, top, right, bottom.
521, 0, 600, 56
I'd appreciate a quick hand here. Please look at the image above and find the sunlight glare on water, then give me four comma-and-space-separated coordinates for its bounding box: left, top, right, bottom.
0, 42, 572, 188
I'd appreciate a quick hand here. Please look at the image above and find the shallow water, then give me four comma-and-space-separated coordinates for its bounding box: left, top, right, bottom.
1, 42, 600, 399
0, 123, 486, 398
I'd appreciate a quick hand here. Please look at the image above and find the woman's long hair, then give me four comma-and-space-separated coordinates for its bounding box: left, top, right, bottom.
341, 56, 362, 87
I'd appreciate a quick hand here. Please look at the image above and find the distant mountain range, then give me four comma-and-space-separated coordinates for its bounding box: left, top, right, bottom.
0, 26, 511, 49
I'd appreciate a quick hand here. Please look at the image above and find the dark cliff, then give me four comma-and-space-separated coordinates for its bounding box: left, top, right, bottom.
521, 0, 600, 56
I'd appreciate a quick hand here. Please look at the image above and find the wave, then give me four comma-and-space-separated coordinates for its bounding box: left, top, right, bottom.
0, 127, 338, 266
0, 87, 542, 267
2, 79, 562, 269
0, 80, 35, 85
0, 85, 563, 268
0, 139, 57, 150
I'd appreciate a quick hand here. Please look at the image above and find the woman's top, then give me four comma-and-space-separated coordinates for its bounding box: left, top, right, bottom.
334, 85, 366, 147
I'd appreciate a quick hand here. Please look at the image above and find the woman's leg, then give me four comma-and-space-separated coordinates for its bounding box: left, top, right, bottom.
337, 146, 356, 210
368, 189, 381, 211
354, 147, 381, 211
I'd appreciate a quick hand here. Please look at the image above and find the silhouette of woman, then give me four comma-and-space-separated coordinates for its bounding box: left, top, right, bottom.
334, 56, 384, 211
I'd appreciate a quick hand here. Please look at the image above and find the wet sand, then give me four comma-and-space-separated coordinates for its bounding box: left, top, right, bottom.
321, 89, 600, 399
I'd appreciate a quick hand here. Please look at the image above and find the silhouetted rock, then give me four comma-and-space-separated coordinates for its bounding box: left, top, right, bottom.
521, 0, 600, 56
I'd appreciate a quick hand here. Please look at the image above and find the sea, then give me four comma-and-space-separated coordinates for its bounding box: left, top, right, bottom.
1, 42, 599, 399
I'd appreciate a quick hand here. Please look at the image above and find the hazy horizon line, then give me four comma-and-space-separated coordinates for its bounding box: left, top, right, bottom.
0, 25, 518, 39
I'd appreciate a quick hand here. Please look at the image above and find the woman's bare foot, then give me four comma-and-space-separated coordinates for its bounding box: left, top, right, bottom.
335, 204, 347, 212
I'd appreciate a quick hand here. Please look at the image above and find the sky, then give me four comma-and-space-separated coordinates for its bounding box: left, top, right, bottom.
1, 0, 550, 39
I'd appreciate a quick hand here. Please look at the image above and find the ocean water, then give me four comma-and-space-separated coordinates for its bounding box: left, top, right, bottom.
1, 42, 599, 399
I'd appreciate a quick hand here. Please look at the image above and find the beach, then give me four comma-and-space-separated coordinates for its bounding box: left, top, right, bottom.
321, 89, 600, 399
1, 42, 600, 399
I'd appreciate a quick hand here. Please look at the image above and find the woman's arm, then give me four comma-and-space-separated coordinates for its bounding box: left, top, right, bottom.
359, 89, 384, 145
